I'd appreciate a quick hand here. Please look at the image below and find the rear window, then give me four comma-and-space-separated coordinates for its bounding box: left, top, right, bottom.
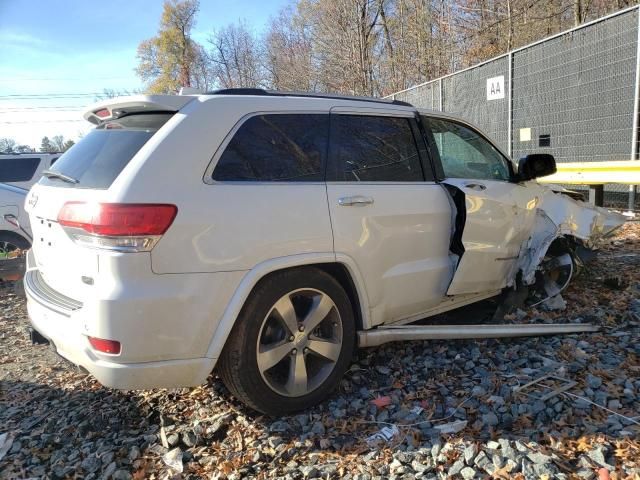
39, 113, 172, 189
0, 157, 40, 182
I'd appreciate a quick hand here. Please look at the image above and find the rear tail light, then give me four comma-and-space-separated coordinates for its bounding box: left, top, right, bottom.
88, 336, 121, 354
58, 202, 177, 252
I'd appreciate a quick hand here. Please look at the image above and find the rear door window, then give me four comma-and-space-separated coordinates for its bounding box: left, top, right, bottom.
0, 157, 40, 182
39, 113, 172, 189
212, 114, 329, 182
327, 115, 424, 182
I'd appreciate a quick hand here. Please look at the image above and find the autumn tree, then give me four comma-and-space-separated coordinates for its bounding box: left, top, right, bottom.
136, 0, 210, 93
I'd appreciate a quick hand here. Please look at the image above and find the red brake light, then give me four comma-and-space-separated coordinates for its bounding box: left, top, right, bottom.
58, 203, 177, 236
88, 337, 121, 354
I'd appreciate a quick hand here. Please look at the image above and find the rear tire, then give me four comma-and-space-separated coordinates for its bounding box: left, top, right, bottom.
218, 267, 355, 415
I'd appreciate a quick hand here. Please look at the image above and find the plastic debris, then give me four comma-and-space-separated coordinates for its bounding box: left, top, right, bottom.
603, 275, 628, 290
410, 405, 424, 415
159, 425, 169, 449
542, 294, 567, 311
514, 374, 577, 402
366, 425, 400, 446
434, 420, 468, 434
0, 433, 14, 463
162, 447, 183, 473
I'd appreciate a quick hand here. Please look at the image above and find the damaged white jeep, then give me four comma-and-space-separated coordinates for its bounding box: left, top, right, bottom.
23, 89, 625, 414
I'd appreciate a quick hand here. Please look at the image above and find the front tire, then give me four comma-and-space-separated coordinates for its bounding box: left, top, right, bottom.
218, 267, 355, 415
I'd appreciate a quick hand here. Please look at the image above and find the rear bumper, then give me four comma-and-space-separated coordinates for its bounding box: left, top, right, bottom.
25, 293, 215, 389
23, 251, 243, 389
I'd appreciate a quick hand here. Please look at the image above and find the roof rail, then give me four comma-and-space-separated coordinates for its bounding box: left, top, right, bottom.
205, 88, 414, 108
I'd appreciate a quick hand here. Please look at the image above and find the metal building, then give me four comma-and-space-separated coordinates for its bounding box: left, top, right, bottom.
389, 6, 640, 210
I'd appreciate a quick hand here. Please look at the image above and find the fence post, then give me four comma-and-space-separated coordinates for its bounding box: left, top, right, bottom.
507, 51, 513, 158
589, 185, 605, 207
439, 78, 443, 111
630, 8, 640, 211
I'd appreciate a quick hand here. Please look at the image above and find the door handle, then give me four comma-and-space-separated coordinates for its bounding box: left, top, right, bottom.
464, 182, 486, 191
338, 195, 374, 206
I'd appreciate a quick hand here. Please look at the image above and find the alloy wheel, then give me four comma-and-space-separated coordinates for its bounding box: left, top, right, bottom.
256, 288, 343, 397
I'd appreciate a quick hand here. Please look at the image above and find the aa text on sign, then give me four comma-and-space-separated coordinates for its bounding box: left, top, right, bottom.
486, 76, 505, 100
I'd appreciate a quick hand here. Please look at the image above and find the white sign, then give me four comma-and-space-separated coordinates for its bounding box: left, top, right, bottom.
520, 128, 532, 142
486, 75, 505, 100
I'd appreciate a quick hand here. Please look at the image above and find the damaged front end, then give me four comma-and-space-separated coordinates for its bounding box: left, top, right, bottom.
516, 186, 626, 307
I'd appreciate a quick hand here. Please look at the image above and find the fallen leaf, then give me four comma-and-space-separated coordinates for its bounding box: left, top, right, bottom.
599, 468, 610, 480
371, 396, 392, 408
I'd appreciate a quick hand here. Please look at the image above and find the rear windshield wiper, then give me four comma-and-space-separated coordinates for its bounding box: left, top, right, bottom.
42, 170, 79, 184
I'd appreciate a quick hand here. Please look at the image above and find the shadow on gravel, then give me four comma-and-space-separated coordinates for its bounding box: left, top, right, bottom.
0, 379, 152, 479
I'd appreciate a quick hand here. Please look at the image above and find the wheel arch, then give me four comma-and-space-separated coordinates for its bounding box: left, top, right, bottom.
0, 228, 32, 249
205, 253, 371, 360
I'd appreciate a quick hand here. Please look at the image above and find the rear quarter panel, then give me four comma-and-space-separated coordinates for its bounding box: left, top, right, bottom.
112, 96, 335, 273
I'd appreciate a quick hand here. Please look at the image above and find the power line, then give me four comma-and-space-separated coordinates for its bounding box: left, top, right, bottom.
0, 76, 134, 82
0, 119, 86, 124
0, 106, 84, 111
0, 91, 137, 101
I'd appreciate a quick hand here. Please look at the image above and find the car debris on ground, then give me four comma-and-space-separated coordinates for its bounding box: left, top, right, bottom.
1, 223, 639, 479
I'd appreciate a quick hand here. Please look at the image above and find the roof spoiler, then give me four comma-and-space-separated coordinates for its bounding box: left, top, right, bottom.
83, 95, 197, 125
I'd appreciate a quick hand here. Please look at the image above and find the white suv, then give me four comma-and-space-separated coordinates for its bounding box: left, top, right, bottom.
24, 89, 624, 414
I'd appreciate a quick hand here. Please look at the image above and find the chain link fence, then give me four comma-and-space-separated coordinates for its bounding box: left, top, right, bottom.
391, 6, 640, 210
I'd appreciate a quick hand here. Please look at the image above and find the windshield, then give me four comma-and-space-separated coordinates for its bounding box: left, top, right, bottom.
39, 113, 173, 189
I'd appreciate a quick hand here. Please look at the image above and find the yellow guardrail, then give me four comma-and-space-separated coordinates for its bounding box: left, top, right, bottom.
537, 161, 640, 185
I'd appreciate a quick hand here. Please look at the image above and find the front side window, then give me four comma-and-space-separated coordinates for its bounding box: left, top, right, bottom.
0, 157, 40, 182
212, 114, 329, 182
423, 117, 511, 181
328, 115, 423, 182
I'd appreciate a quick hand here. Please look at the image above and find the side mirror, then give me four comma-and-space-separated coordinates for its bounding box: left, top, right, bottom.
517, 153, 556, 182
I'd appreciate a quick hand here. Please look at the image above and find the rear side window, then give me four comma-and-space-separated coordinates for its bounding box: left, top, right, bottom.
0, 157, 40, 182
212, 114, 329, 182
328, 115, 423, 182
39, 113, 172, 189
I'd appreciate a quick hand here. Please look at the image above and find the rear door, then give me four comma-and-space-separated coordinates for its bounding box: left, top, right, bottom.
326, 108, 453, 326
422, 116, 539, 295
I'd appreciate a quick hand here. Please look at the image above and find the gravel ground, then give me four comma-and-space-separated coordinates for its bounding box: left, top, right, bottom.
1, 223, 639, 480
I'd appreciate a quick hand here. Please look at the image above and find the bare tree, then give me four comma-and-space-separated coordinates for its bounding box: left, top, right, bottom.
265, 7, 318, 91
208, 21, 265, 88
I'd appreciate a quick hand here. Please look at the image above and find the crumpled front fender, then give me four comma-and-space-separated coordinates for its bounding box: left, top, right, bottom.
518, 186, 626, 284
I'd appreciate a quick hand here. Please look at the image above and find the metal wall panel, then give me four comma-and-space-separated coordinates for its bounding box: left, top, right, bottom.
442, 57, 510, 152
388, 7, 639, 209
511, 9, 638, 165
394, 80, 441, 111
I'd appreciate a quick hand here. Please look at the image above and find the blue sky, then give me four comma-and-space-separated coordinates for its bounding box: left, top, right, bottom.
0, 0, 289, 147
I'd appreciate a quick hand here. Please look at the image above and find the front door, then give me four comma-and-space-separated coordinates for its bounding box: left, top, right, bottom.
326, 109, 454, 326
422, 116, 539, 295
